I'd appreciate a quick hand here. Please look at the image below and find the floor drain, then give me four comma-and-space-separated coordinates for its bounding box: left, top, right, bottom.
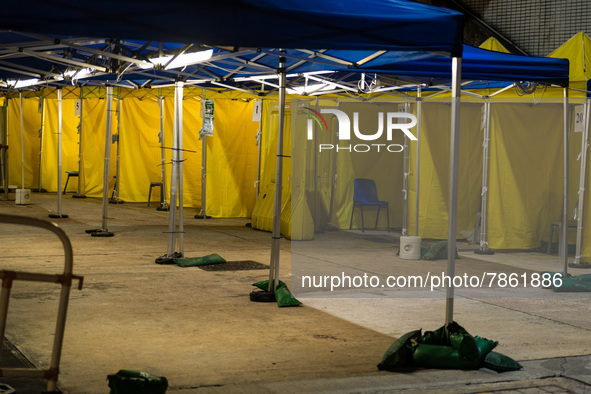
197, 260, 268, 271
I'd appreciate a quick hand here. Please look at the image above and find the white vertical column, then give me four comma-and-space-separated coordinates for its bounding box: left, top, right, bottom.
562, 89, 569, 276
415, 88, 422, 236
445, 57, 461, 326
574, 99, 590, 266
268, 55, 287, 292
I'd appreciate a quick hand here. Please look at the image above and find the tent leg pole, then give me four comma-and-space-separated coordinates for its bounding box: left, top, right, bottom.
268, 54, 287, 293
562, 88, 569, 276
165, 82, 183, 257
199, 133, 207, 217
158, 93, 168, 211
574, 98, 590, 266
2, 99, 8, 201
415, 88, 422, 236
110, 96, 123, 204
402, 101, 410, 235
255, 101, 263, 198
19, 93, 25, 190
77, 90, 82, 196
177, 83, 184, 256
445, 57, 461, 327
38, 97, 44, 192
49, 89, 68, 219
74, 89, 85, 198
476, 100, 493, 254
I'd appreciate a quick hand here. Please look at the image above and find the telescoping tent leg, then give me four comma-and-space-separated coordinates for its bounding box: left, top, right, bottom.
195, 92, 211, 219
414, 88, 422, 236
109, 97, 124, 204
38, 96, 45, 192
475, 100, 494, 255
49, 89, 68, 219
157, 94, 168, 211
445, 57, 461, 327
401, 101, 410, 235
573, 97, 591, 267
251, 54, 287, 302
156, 81, 184, 264
561, 88, 569, 275
1, 98, 8, 201
16, 92, 30, 206
87, 87, 114, 236
73, 88, 85, 198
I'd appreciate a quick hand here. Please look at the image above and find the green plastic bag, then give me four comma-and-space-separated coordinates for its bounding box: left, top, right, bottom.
474, 336, 498, 364
252, 280, 301, 307
421, 322, 478, 362
107, 370, 168, 394
482, 351, 522, 372
411, 344, 479, 369
421, 241, 459, 261
553, 277, 591, 292
252, 279, 287, 291
274, 285, 302, 307
174, 254, 226, 267
377, 329, 422, 371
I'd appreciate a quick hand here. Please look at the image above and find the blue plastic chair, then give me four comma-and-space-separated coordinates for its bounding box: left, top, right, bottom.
349, 178, 390, 232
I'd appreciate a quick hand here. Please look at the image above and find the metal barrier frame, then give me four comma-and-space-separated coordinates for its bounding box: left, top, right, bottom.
0, 214, 83, 392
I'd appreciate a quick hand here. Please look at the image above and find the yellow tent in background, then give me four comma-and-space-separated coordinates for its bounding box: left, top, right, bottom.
549, 32, 591, 86
479, 37, 510, 53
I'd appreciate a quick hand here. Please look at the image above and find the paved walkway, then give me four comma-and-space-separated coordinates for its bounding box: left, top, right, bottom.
0, 192, 589, 393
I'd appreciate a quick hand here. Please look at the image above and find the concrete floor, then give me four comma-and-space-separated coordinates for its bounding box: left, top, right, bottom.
0, 192, 590, 393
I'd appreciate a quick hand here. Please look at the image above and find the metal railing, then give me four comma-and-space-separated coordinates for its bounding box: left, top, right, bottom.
0, 214, 83, 392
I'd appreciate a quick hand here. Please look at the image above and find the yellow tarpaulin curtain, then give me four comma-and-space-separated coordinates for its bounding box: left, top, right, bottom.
7, 97, 41, 189
205, 99, 258, 217
329, 101, 405, 231
119, 97, 163, 203
487, 103, 564, 249
407, 102, 483, 239
41, 97, 82, 193
251, 100, 291, 233
80, 98, 117, 198
161, 96, 202, 208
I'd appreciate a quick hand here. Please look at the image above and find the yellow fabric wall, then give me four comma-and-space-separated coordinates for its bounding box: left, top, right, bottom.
41, 98, 83, 193
119, 97, 163, 203
251, 100, 292, 232
329, 101, 405, 230
487, 103, 564, 249
205, 99, 258, 217
7, 91, 258, 218
7, 97, 41, 189
79, 98, 118, 198
407, 102, 483, 239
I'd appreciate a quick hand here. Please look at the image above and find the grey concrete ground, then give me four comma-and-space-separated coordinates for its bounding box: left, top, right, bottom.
0, 192, 590, 393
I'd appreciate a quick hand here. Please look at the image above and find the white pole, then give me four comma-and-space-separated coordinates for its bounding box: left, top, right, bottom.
445, 57, 461, 326
415, 88, 422, 236
574, 98, 590, 266
402, 101, 410, 235
49, 89, 68, 218
166, 82, 182, 257
2, 99, 8, 201
255, 101, 263, 197
268, 54, 287, 292
101, 87, 113, 231
177, 82, 184, 256
37, 96, 45, 192
199, 92, 207, 218
478, 101, 492, 253
562, 88, 569, 276
112, 97, 122, 203
76, 88, 83, 196
19, 93, 24, 189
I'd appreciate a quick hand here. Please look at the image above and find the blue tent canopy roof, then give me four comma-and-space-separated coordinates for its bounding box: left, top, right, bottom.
0, 0, 464, 54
